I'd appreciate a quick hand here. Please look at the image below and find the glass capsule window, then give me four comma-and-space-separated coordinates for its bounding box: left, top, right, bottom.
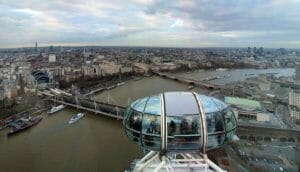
167, 115, 201, 150
126, 110, 142, 144
141, 114, 161, 149
225, 109, 237, 141
123, 92, 237, 152
206, 111, 226, 148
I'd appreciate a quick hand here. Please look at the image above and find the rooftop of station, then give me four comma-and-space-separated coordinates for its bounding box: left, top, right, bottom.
225, 96, 262, 111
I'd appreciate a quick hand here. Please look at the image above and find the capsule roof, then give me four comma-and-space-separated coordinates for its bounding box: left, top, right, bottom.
130, 92, 228, 115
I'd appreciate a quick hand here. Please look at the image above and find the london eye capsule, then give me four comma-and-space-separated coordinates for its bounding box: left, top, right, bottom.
123, 92, 237, 154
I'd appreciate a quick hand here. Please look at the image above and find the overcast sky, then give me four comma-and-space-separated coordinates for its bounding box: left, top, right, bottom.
0, 0, 300, 48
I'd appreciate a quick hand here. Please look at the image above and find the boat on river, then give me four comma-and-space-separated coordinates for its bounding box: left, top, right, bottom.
133, 77, 142, 81
69, 113, 84, 124
48, 104, 65, 114
216, 68, 228, 71
7, 115, 43, 136
203, 76, 221, 81
188, 86, 194, 90
117, 82, 125, 86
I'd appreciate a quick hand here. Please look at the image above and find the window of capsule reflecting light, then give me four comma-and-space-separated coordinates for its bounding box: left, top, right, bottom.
123, 92, 237, 152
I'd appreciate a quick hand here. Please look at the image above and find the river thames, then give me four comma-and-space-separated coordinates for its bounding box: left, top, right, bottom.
0, 68, 294, 171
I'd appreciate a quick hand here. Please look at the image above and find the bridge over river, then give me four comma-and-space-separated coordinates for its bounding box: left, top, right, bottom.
39, 90, 126, 120
152, 71, 222, 89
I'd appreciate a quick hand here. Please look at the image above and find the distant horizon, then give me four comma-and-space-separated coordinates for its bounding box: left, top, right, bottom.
1, 1, 300, 49
0, 44, 299, 51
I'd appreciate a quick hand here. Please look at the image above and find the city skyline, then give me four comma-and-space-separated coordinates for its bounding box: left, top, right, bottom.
0, 0, 300, 48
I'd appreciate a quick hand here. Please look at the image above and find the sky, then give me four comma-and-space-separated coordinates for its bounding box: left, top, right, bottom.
0, 0, 300, 48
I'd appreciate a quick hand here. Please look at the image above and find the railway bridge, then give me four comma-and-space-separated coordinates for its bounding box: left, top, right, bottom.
39, 90, 126, 120
153, 71, 224, 90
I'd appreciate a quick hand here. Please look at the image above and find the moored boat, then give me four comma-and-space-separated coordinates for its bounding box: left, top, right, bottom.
188, 85, 194, 90
68, 113, 84, 124
48, 104, 66, 114
216, 68, 228, 71
204, 76, 221, 81
7, 115, 43, 136
133, 77, 142, 81
117, 82, 125, 86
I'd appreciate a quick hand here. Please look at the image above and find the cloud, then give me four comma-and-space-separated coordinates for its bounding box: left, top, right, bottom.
170, 19, 184, 28
0, 0, 300, 48
134, 0, 156, 5
12, 8, 41, 16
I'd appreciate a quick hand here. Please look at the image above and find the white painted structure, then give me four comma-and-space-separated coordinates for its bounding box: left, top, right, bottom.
49, 54, 56, 62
